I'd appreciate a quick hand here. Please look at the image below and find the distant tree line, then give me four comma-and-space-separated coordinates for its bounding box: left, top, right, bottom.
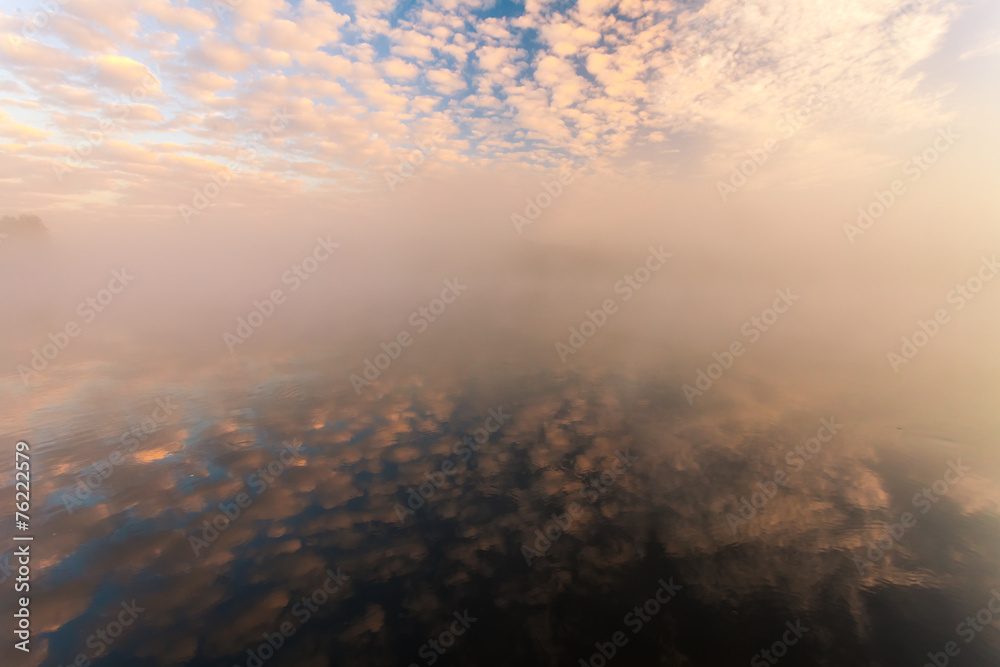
0, 214, 47, 240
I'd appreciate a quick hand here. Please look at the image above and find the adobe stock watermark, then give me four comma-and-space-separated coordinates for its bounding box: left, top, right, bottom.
683, 288, 799, 405
235, 567, 350, 667
224, 236, 340, 352
843, 126, 959, 244
180, 108, 294, 224
385, 131, 446, 191
922, 589, 1000, 667
853, 459, 969, 575
521, 449, 638, 566
60, 397, 178, 513
717, 89, 829, 202
750, 620, 810, 666
886, 255, 997, 372
350, 278, 467, 394
512, 154, 593, 234
52, 600, 145, 665
53, 65, 161, 182
406, 610, 477, 666
580, 450, 638, 504
576, 578, 682, 667
556, 246, 672, 363
726, 417, 843, 534
394, 407, 510, 524
16, 268, 135, 385
188, 440, 303, 556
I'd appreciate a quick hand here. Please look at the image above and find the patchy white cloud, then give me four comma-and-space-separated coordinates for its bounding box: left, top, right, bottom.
94, 55, 161, 92
426, 68, 466, 95
190, 34, 257, 71
137, 0, 216, 31
0, 0, 982, 219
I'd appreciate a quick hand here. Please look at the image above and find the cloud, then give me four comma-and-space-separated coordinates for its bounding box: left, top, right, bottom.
64, 0, 143, 40
426, 68, 466, 95
382, 58, 421, 80
0, 0, 980, 213
191, 34, 256, 72
138, 0, 216, 31
94, 55, 160, 92
0, 109, 50, 141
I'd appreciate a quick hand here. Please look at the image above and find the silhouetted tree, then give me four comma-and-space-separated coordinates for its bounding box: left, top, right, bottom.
0, 214, 48, 243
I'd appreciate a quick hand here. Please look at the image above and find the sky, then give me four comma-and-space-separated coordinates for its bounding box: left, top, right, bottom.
1, 0, 999, 220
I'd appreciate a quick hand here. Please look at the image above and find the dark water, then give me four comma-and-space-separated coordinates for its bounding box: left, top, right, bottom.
3, 337, 999, 667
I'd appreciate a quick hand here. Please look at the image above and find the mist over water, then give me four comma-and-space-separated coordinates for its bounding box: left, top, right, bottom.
3, 172, 1000, 665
